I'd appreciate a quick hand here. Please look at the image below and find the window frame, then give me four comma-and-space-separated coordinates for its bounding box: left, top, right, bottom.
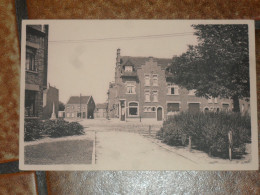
152, 74, 158, 86
125, 81, 136, 94
26, 49, 37, 72
144, 90, 150, 102
128, 101, 139, 117
152, 90, 158, 102
144, 74, 150, 86
167, 83, 179, 95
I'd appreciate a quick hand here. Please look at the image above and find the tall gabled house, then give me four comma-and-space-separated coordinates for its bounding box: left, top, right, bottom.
108, 49, 250, 121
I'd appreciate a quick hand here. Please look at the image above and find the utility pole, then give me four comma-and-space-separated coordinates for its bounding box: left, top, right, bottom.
79, 93, 81, 119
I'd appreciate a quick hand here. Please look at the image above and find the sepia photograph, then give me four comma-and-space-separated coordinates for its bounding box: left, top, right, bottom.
19, 20, 258, 170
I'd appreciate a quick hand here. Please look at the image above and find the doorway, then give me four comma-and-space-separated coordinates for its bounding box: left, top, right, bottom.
157, 107, 163, 121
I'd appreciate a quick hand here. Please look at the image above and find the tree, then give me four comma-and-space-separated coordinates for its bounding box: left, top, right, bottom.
170, 24, 249, 112
58, 101, 65, 111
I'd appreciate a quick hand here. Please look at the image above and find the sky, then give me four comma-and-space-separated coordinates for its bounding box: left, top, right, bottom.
47, 21, 198, 104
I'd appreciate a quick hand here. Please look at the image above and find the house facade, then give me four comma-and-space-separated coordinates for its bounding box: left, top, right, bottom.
94, 103, 108, 118
65, 96, 95, 119
108, 49, 250, 121
25, 25, 49, 118
42, 84, 59, 119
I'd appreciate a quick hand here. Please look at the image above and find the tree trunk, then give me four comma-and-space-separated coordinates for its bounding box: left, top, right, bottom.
232, 95, 240, 112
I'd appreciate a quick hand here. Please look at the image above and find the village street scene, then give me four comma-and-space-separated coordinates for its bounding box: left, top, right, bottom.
21, 21, 255, 170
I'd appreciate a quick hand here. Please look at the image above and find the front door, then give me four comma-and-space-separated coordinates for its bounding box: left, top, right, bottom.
157, 107, 163, 121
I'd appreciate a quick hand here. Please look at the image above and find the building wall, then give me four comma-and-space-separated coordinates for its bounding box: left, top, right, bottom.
65, 103, 88, 118
108, 54, 250, 120
25, 25, 48, 119
42, 85, 59, 119
94, 108, 107, 118
65, 97, 95, 119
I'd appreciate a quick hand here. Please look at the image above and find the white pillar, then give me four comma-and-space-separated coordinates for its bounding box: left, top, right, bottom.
50, 102, 57, 120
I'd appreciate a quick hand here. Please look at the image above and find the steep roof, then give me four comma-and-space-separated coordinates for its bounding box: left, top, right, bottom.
67, 96, 91, 104
96, 103, 108, 109
120, 56, 172, 69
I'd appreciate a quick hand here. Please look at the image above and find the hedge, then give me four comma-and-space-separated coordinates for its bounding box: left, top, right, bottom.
24, 119, 84, 141
157, 112, 251, 159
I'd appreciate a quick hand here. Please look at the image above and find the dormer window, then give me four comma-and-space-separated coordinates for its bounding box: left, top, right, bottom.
125, 66, 133, 72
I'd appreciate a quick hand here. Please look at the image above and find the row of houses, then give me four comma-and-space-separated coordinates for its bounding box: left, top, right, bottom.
107, 49, 250, 121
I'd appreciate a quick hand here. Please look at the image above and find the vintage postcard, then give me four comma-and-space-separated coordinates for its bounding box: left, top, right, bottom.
19, 20, 258, 170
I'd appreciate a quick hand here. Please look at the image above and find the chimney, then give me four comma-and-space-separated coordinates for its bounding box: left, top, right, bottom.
116, 48, 121, 66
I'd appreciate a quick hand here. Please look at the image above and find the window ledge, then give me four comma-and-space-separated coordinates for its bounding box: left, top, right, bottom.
126, 93, 136, 95
26, 70, 38, 74
25, 116, 39, 119
167, 94, 179, 96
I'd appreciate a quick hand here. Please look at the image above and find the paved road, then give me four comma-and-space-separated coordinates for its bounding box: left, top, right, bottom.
95, 131, 198, 170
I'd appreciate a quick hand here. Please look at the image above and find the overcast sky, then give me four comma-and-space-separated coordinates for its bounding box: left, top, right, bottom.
47, 21, 198, 104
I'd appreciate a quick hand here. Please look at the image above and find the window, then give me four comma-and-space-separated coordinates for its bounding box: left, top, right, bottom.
26, 50, 36, 71
188, 103, 200, 113
144, 106, 156, 112
126, 81, 136, 94
25, 90, 37, 117
125, 66, 133, 72
214, 98, 218, 103
71, 113, 75, 117
145, 90, 150, 102
188, 90, 196, 95
167, 103, 180, 113
66, 113, 70, 117
222, 104, 229, 112
167, 83, 179, 95
144, 74, 150, 86
129, 102, 139, 116
204, 107, 209, 112
152, 75, 158, 86
152, 90, 158, 102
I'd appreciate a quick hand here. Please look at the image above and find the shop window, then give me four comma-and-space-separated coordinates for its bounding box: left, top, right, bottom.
129, 102, 139, 116
167, 103, 180, 113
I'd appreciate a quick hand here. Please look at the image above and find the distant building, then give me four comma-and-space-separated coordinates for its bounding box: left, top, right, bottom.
94, 103, 108, 118
108, 49, 250, 121
42, 84, 59, 119
65, 96, 95, 119
24, 25, 49, 118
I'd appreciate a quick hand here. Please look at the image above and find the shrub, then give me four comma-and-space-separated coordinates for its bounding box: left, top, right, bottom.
24, 119, 84, 141
24, 119, 44, 141
157, 112, 251, 159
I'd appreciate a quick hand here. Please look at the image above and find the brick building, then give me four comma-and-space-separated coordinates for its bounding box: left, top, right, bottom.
65, 96, 95, 119
24, 25, 49, 118
42, 84, 59, 119
94, 103, 108, 118
108, 49, 250, 121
